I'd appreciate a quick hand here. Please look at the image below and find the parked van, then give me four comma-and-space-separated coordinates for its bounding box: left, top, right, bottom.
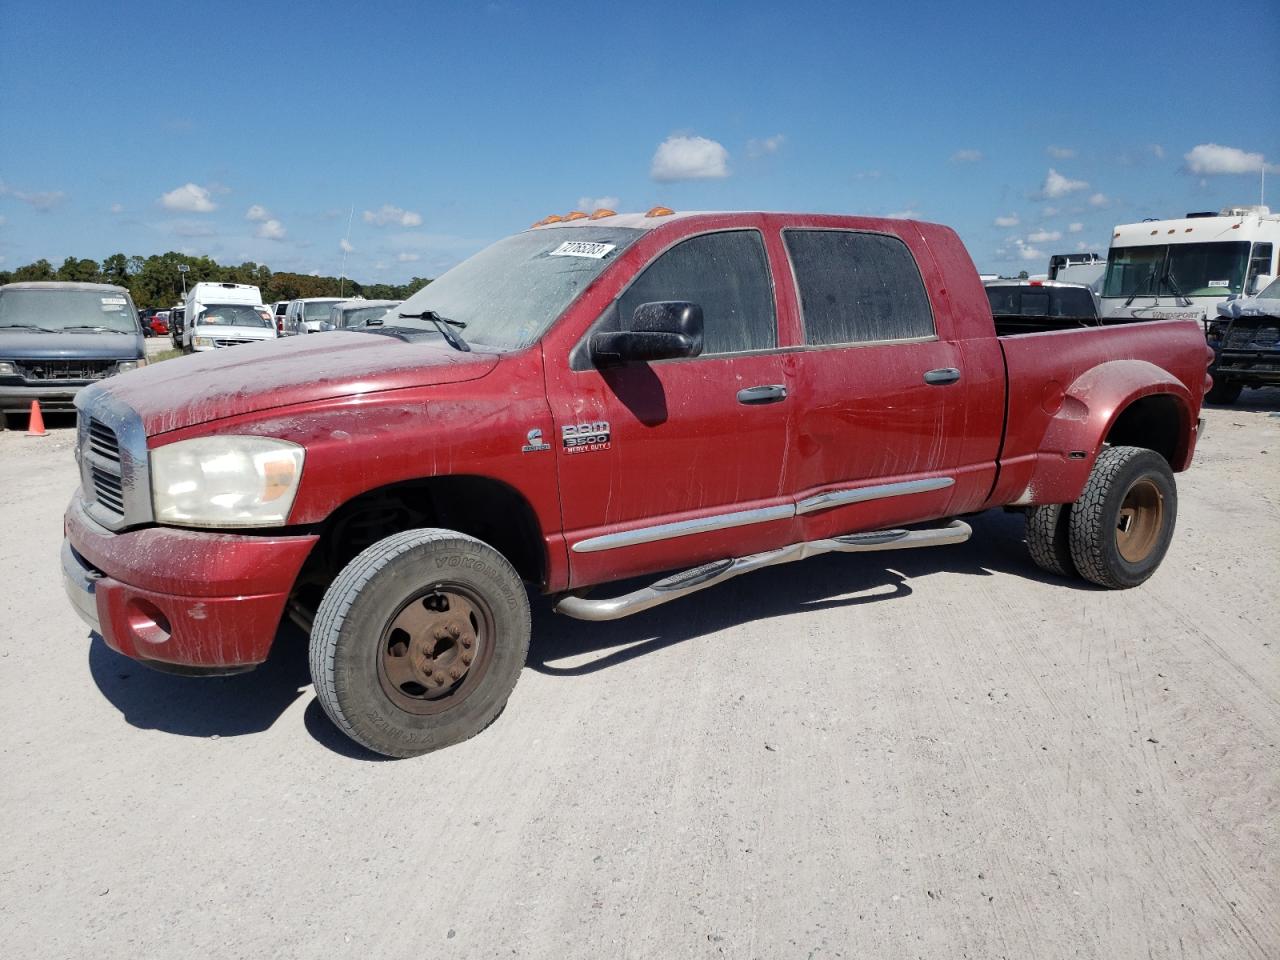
0, 281, 146, 428
284, 297, 345, 335
183, 282, 274, 353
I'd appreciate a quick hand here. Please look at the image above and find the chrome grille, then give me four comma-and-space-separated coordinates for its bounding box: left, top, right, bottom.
21, 359, 115, 381
88, 419, 121, 464
213, 338, 253, 348
75, 390, 152, 531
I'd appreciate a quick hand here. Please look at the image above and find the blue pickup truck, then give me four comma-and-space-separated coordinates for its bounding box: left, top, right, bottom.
1207, 278, 1280, 404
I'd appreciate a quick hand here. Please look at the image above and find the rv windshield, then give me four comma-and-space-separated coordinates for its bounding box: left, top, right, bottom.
1103, 242, 1251, 298
0, 288, 139, 333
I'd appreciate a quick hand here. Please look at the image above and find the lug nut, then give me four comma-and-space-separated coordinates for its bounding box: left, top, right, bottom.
462, 654, 472, 666
462, 637, 473, 649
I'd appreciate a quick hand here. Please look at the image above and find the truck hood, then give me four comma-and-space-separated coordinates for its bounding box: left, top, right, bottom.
0, 330, 144, 359
84, 331, 500, 436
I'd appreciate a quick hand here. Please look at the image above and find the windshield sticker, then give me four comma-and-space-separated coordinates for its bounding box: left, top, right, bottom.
1207, 280, 1229, 288
562, 421, 611, 454
101, 303, 125, 311
101, 296, 127, 305
549, 241, 617, 260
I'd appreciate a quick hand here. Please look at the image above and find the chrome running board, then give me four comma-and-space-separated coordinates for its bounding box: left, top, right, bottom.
554, 520, 972, 622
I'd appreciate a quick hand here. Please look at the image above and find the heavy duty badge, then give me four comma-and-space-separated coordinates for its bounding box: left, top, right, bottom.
562, 421, 611, 454
521, 428, 551, 453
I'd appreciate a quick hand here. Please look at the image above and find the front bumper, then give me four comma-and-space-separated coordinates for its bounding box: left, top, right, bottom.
1, 383, 93, 412
62, 490, 318, 672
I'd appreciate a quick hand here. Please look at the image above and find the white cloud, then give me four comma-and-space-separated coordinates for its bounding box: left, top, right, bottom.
14, 189, 66, 212
0, 216, 6, 227
396, 252, 420, 262
255, 219, 286, 240
1076, 241, 1092, 252
577, 195, 620, 212
886, 210, 920, 220
1018, 242, 1045, 261
109, 203, 124, 214
1028, 229, 1062, 243
951, 149, 983, 163
363, 204, 423, 227
1047, 145, 1076, 159
1150, 144, 1165, 160
1184, 142, 1276, 175
160, 182, 216, 213
852, 170, 882, 181
1043, 206, 1060, 217
1039, 168, 1088, 199
746, 134, 786, 159
1068, 222, 1084, 233
339, 238, 354, 254
650, 135, 730, 182
245, 204, 270, 222
1088, 193, 1110, 208
994, 214, 1020, 228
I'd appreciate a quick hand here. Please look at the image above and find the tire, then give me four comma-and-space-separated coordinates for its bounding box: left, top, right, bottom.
1068, 446, 1177, 589
1025, 503, 1077, 578
309, 528, 530, 758
1205, 380, 1242, 405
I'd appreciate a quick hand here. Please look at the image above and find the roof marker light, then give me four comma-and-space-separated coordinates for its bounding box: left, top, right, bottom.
564, 211, 588, 221
542, 215, 564, 225
589, 208, 617, 219
646, 206, 675, 218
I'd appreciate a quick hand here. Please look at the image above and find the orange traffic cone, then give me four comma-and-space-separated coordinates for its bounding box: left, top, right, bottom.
26, 400, 47, 437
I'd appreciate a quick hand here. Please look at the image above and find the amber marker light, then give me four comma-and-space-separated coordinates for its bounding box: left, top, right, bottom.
589, 209, 617, 219
645, 206, 675, 218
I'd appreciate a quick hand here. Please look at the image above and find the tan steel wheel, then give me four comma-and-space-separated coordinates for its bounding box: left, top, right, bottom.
1115, 478, 1165, 564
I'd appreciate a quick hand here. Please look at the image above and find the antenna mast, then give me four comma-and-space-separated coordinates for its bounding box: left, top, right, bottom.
338, 204, 354, 297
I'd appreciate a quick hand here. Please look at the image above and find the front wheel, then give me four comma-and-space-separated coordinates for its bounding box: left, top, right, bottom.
1068, 446, 1177, 589
309, 529, 531, 758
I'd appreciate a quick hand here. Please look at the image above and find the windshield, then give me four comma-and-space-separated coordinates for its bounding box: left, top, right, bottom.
304, 301, 341, 320
0, 288, 139, 333
1256, 277, 1280, 300
335, 304, 399, 328
1103, 242, 1250, 298
196, 303, 272, 328
389, 227, 643, 350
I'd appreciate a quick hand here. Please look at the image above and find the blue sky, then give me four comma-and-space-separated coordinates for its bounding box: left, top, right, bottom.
2, 0, 1277, 281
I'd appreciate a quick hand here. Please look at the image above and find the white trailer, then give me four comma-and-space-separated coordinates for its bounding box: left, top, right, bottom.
1099, 205, 1279, 324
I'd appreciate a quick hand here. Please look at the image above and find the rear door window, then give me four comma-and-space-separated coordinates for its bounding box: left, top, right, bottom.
785, 230, 935, 345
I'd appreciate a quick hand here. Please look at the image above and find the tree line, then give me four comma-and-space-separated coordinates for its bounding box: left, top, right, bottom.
0, 253, 431, 309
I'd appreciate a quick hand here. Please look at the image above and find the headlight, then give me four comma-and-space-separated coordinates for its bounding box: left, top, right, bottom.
116, 359, 147, 373
194, 337, 213, 348
0, 361, 16, 376
151, 436, 305, 528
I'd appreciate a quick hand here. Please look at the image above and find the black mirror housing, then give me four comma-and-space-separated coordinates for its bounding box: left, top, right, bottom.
590, 301, 704, 365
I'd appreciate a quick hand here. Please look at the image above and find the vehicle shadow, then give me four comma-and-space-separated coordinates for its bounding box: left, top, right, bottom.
84, 508, 1073, 755
527, 507, 1080, 677
1212, 385, 1280, 411
87, 619, 314, 740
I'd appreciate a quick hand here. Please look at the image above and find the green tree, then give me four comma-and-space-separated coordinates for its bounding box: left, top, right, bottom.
11, 259, 56, 282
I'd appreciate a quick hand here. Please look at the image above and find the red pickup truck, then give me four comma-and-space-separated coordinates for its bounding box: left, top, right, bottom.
62, 210, 1211, 757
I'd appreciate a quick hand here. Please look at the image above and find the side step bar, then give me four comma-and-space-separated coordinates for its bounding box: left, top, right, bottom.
554, 519, 972, 622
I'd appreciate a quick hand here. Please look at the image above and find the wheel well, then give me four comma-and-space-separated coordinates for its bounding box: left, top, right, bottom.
291, 476, 545, 625
1105, 394, 1183, 465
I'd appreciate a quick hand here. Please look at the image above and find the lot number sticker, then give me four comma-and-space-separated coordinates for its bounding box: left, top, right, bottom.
549, 241, 616, 260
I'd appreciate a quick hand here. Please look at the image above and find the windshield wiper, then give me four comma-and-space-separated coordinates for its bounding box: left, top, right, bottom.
1162, 267, 1192, 307
1, 323, 58, 333
62, 325, 119, 333
397, 310, 470, 352
1125, 266, 1160, 307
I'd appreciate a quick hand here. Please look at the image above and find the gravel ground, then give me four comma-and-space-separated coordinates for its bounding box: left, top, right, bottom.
1, 391, 1276, 959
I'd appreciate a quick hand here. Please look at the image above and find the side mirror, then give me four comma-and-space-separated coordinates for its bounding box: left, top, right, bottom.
590, 301, 704, 365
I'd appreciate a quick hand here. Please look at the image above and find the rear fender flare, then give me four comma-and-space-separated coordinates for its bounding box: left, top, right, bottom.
1019, 360, 1194, 504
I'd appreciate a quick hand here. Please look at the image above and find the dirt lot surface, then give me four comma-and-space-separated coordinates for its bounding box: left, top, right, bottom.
1, 393, 1277, 959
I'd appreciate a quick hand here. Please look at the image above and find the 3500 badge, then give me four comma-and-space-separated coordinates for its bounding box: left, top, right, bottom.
562, 421, 611, 454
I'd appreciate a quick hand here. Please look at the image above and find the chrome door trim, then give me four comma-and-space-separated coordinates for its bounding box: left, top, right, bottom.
571, 503, 794, 554
795, 476, 954, 515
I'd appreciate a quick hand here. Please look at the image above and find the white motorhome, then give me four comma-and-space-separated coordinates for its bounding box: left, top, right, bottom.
183, 282, 275, 352
1099, 205, 1279, 324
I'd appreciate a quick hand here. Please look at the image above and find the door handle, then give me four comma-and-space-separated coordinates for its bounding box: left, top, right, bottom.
923, 367, 961, 385
737, 384, 788, 404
